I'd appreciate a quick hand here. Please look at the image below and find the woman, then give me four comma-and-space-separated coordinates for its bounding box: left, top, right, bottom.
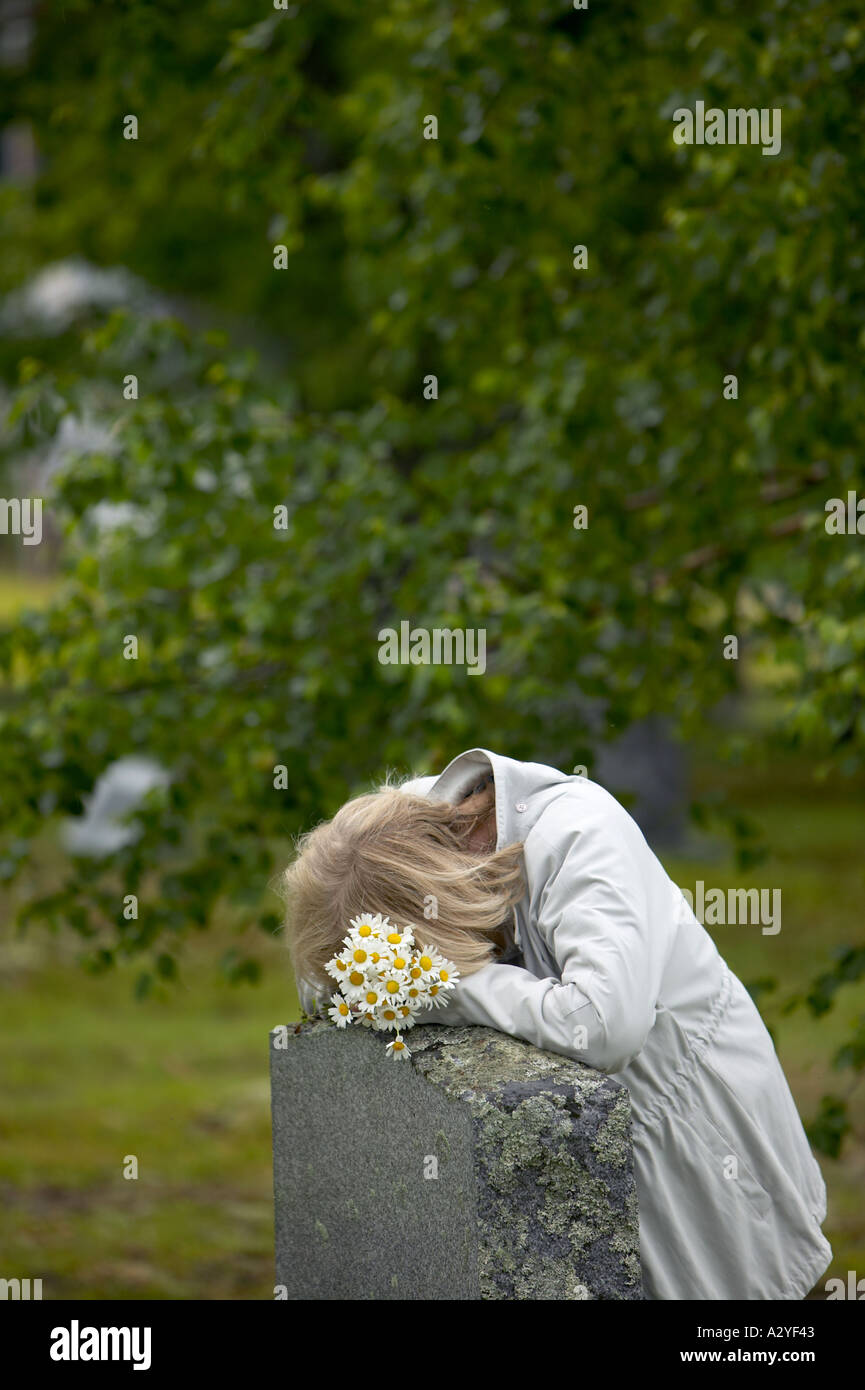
282, 746, 832, 1300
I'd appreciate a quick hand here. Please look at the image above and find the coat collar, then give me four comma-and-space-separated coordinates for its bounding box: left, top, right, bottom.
427, 747, 569, 851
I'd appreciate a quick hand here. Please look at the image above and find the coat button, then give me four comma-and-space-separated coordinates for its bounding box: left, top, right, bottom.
515, 802, 527, 812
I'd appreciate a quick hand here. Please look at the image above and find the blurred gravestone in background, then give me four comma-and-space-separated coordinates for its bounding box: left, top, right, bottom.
595, 715, 688, 848
271, 1020, 643, 1301
549, 704, 689, 848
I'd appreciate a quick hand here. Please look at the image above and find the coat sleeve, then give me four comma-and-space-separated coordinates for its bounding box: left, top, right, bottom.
413, 792, 679, 1073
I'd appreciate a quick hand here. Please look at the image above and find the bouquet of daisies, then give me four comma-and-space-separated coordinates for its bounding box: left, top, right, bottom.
322, 914, 459, 1059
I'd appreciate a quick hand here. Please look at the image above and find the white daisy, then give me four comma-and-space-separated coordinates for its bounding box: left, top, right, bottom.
435, 963, 458, 991
377, 969, 409, 1005
327, 993, 353, 1028
343, 940, 375, 971
405, 957, 426, 986
324, 953, 351, 983
425, 981, 452, 1010
386, 1034, 412, 1060
341, 966, 370, 999
395, 1002, 420, 1026
417, 945, 459, 992
386, 946, 413, 976
372, 1004, 403, 1032
357, 984, 384, 1017
383, 925, 414, 953
349, 912, 385, 939
412, 948, 440, 983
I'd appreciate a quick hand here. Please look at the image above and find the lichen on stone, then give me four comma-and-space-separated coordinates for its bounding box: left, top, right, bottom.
406, 1024, 643, 1300
592, 1090, 633, 1169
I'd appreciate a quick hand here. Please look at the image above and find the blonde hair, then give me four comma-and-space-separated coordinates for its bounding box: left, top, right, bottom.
279, 778, 525, 998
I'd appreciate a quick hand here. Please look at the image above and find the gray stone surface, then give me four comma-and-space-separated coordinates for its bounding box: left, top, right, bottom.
271, 1020, 643, 1300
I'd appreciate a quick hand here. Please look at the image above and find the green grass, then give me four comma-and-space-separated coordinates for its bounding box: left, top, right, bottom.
0, 922, 299, 1299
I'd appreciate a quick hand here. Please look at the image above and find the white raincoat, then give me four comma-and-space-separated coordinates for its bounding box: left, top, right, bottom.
296, 748, 832, 1300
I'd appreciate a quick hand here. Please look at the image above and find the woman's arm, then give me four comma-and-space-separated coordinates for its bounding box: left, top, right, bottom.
414, 789, 680, 1073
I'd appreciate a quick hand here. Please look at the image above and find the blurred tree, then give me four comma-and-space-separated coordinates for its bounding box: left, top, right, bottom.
1, 0, 864, 1145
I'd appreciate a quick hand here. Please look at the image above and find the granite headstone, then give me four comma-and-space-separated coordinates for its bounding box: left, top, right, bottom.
271, 1019, 643, 1300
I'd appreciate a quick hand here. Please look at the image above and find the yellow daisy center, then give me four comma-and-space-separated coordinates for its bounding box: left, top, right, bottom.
365, 991, 378, 1004
392, 1040, 405, 1051
410, 967, 422, 979
430, 984, 439, 995
338, 1002, 349, 1016
399, 1006, 410, 1016
386, 980, 400, 994
358, 924, 372, 936
393, 956, 406, 970
371, 952, 380, 962
439, 969, 449, 981
336, 960, 347, 971
419, 955, 432, 970
349, 971, 364, 986
352, 948, 367, 963
387, 932, 402, 944
383, 1009, 396, 1020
